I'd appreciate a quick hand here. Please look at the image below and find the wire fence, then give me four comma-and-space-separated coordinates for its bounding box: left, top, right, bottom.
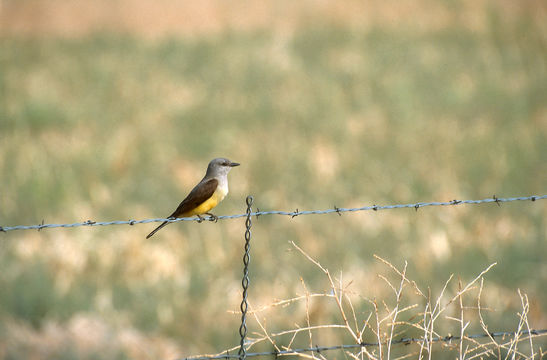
1, 194, 545, 232
2, 193, 546, 359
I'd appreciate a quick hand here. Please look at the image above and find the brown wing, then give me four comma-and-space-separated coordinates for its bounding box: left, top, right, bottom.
169, 178, 218, 218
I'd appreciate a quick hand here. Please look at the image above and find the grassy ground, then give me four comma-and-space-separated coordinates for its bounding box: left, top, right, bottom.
1, 1, 546, 359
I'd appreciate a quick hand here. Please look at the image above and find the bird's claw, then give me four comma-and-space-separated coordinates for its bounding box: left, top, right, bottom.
206, 213, 218, 222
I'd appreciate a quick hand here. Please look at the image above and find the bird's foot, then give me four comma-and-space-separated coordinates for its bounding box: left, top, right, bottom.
196, 215, 204, 223
205, 213, 218, 222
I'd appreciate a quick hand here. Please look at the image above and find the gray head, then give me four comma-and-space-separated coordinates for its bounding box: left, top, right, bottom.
205, 157, 240, 177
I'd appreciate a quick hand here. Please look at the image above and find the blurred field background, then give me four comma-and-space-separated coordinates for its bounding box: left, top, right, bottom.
1, 0, 546, 358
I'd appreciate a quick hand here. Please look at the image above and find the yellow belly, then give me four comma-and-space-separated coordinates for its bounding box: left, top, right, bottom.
183, 189, 225, 216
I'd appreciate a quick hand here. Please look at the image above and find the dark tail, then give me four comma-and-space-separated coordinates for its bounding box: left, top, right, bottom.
146, 221, 169, 239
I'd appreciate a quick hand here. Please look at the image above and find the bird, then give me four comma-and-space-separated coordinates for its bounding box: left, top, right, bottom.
146, 157, 240, 239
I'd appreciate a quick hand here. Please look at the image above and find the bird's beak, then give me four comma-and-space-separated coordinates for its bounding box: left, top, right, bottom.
230, 162, 240, 167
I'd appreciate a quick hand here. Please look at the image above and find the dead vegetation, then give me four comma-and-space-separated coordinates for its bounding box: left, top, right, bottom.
194, 241, 546, 359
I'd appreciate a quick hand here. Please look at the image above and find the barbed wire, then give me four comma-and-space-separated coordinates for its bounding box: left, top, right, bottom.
1, 195, 545, 233
182, 329, 547, 360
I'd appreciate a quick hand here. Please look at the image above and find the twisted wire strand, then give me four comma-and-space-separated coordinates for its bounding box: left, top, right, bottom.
238, 196, 253, 360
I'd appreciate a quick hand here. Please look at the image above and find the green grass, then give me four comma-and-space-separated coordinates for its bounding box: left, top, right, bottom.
0, 8, 546, 359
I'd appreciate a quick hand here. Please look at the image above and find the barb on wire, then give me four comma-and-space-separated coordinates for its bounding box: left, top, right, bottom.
239, 196, 253, 360
182, 329, 547, 360
1, 195, 545, 233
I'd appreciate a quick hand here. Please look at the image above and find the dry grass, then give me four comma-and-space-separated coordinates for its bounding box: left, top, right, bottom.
194, 242, 547, 359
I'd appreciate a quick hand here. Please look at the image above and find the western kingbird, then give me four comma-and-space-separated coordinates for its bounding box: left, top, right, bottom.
146, 157, 240, 239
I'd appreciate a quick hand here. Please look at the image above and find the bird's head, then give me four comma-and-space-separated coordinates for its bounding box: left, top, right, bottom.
206, 157, 240, 177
